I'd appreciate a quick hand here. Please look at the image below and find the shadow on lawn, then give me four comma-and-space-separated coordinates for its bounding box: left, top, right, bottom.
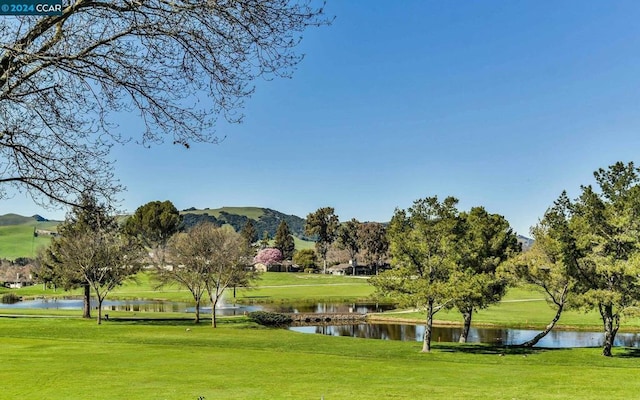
435, 343, 559, 355
617, 348, 640, 358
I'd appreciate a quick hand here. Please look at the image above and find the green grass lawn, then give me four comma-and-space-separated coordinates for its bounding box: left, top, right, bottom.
3, 272, 640, 398
1, 316, 640, 400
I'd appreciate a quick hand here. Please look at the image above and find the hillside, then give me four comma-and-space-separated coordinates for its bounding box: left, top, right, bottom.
0, 214, 61, 260
180, 206, 310, 240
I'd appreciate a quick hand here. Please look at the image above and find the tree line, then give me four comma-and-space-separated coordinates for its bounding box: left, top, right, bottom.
367, 161, 640, 357
32, 161, 640, 357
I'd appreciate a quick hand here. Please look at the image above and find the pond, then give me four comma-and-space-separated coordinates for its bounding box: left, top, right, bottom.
0, 297, 390, 316
4, 297, 639, 348
289, 323, 640, 348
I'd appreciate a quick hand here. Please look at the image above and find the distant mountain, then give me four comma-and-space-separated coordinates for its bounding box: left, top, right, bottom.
180, 207, 309, 240
0, 213, 52, 226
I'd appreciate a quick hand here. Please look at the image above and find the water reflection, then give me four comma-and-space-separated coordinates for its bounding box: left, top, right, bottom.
263, 302, 395, 314
290, 323, 640, 348
0, 298, 389, 316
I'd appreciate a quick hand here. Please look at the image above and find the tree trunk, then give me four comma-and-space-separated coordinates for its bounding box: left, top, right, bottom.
459, 306, 473, 343
82, 284, 91, 319
211, 297, 218, 328
521, 302, 564, 347
96, 298, 103, 325
600, 303, 619, 357
194, 298, 201, 324
422, 299, 434, 352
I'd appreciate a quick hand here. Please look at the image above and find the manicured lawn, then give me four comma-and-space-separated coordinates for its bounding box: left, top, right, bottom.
1, 317, 640, 399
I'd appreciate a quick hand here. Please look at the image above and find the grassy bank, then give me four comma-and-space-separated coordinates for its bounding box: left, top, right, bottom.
1, 317, 640, 399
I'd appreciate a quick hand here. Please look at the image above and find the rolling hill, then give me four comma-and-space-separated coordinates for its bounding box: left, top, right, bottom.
180, 206, 310, 241
0, 214, 61, 260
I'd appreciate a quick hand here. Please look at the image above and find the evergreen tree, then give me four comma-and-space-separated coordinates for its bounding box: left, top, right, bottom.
241, 220, 258, 244
274, 221, 295, 260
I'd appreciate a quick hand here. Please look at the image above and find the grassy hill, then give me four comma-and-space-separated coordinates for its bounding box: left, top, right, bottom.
0, 207, 316, 260
0, 214, 61, 260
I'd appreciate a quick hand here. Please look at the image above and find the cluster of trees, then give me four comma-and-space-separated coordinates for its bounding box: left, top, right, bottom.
303, 207, 389, 274
370, 162, 640, 357
370, 197, 520, 352
39, 198, 255, 327
502, 161, 640, 357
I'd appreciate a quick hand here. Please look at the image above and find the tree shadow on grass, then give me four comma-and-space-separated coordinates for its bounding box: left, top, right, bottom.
434, 343, 559, 356
616, 348, 640, 358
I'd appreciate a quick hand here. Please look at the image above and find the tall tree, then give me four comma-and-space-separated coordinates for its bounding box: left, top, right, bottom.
452, 207, 520, 343
371, 196, 459, 352
241, 220, 258, 245
357, 222, 389, 274
274, 221, 295, 260
0, 2, 329, 208
336, 218, 360, 275
124, 200, 181, 265
305, 207, 339, 274
567, 162, 640, 356
259, 230, 271, 250
40, 193, 115, 318
42, 193, 142, 323
499, 204, 575, 347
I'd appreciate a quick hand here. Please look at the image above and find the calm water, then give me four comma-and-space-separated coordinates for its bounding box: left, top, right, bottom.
289, 323, 640, 348
0, 298, 389, 316
5, 298, 640, 348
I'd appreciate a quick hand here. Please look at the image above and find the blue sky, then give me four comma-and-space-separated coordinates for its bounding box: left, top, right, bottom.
6, 1, 640, 236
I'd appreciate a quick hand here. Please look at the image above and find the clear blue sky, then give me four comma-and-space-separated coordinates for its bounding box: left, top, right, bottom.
5, 1, 640, 236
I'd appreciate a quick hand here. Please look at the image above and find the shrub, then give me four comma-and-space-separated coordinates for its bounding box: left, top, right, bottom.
248, 311, 292, 326
1, 292, 20, 304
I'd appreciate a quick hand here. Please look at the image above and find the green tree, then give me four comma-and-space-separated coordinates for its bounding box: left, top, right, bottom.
241, 220, 258, 245
567, 162, 640, 356
452, 207, 520, 343
371, 196, 459, 352
336, 218, 360, 275
274, 221, 295, 260
123, 200, 181, 265
293, 249, 317, 271
305, 207, 339, 274
357, 222, 389, 274
499, 204, 575, 347
0, 2, 328, 208
259, 230, 271, 250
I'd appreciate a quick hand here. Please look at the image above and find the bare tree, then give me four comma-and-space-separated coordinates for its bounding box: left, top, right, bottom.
0, 1, 329, 207
54, 227, 143, 324
162, 223, 252, 327
43, 193, 143, 324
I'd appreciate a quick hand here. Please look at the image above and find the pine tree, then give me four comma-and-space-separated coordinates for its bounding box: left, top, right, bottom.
274, 221, 295, 260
